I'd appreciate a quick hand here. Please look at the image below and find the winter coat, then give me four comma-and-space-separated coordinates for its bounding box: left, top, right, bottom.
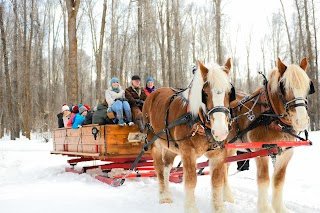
105, 87, 125, 107
57, 113, 64, 128
82, 111, 93, 125
67, 113, 77, 127
125, 86, 147, 108
144, 87, 156, 96
72, 113, 86, 129
92, 102, 114, 125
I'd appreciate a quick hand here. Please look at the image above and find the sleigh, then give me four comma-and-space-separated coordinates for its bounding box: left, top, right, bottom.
51, 123, 312, 186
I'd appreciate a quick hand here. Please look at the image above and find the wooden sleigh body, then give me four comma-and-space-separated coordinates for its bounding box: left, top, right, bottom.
51, 124, 312, 186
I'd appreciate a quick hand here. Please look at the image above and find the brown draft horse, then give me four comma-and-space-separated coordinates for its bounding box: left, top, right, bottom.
142, 59, 233, 213
225, 58, 313, 213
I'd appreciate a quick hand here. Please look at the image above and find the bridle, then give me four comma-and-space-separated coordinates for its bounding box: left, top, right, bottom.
201, 81, 232, 123
279, 81, 315, 114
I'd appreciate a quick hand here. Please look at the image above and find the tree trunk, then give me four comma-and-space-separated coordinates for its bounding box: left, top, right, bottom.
119, 1, 132, 83
110, 0, 116, 78
311, 0, 319, 130
279, 0, 293, 63
137, 0, 143, 77
294, 0, 306, 60
0, 4, 13, 138
12, 0, 20, 139
214, 0, 222, 64
25, 0, 34, 139
96, 0, 107, 103
166, 0, 173, 86
303, 0, 317, 130
65, 0, 80, 104
156, 1, 166, 86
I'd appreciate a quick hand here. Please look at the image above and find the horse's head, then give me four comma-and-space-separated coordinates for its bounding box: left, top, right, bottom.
269, 58, 314, 131
189, 58, 233, 141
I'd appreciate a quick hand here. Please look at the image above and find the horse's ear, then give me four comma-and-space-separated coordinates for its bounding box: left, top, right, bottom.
300, 57, 308, 72
224, 58, 232, 75
277, 58, 287, 76
198, 60, 208, 81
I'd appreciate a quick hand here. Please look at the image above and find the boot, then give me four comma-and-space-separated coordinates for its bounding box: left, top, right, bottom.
136, 117, 144, 132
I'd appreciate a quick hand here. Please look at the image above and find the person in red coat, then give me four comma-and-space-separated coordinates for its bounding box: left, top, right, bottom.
144, 77, 156, 96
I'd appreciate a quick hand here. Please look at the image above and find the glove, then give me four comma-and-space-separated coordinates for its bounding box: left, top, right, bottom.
135, 99, 144, 105
135, 99, 141, 104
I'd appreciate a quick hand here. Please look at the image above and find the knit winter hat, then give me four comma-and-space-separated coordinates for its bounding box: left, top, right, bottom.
132, 75, 141, 81
79, 106, 88, 115
72, 105, 79, 113
61, 104, 69, 112
110, 77, 120, 86
84, 104, 91, 111
146, 77, 154, 84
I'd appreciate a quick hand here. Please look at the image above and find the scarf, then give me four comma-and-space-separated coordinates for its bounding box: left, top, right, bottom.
112, 87, 120, 93
146, 86, 155, 93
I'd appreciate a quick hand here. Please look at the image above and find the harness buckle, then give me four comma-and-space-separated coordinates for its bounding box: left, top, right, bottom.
247, 114, 255, 121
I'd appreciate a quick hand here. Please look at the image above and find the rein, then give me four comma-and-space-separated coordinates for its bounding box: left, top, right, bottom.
228, 72, 310, 144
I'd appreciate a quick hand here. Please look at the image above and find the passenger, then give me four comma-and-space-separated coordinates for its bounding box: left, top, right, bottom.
67, 105, 79, 127
92, 101, 114, 125
72, 106, 88, 129
106, 77, 135, 126
57, 104, 70, 128
125, 75, 147, 131
144, 77, 156, 96
82, 104, 93, 125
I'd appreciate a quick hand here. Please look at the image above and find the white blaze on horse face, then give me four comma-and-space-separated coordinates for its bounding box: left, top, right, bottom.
210, 90, 229, 141
292, 88, 309, 131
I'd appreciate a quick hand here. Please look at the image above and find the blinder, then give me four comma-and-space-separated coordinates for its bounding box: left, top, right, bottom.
279, 81, 311, 113
280, 81, 315, 96
309, 81, 315, 95
201, 82, 236, 104
200, 81, 232, 121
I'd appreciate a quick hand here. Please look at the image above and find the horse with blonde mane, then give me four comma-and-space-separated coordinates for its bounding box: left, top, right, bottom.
225, 58, 314, 213
142, 59, 234, 213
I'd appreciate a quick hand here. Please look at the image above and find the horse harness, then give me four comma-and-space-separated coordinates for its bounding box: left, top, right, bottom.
228, 73, 314, 147
143, 82, 236, 152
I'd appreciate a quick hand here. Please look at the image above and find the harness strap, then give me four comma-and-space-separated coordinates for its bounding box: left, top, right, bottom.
228, 113, 273, 144
132, 113, 192, 168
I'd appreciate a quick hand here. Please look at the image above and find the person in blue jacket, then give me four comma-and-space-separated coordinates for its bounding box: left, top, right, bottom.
72, 106, 88, 129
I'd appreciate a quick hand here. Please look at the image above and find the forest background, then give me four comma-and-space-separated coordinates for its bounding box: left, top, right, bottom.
0, 0, 319, 140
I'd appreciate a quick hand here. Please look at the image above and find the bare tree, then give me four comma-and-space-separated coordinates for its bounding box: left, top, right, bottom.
213, 0, 222, 64
11, 0, 20, 139
86, 0, 108, 102
119, 1, 132, 83
311, 0, 319, 129
65, 0, 80, 104
0, 4, 13, 138
246, 30, 252, 93
279, 0, 294, 63
166, 0, 173, 86
294, 0, 306, 60
303, 0, 317, 130
156, 0, 167, 86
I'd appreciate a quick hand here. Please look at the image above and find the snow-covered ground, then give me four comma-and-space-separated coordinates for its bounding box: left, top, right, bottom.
0, 132, 319, 213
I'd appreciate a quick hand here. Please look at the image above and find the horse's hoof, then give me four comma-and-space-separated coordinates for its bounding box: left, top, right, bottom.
215, 208, 227, 213
258, 205, 276, 213
272, 206, 288, 213
223, 194, 235, 203
185, 206, 199, 213
159, 198, 173, 203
